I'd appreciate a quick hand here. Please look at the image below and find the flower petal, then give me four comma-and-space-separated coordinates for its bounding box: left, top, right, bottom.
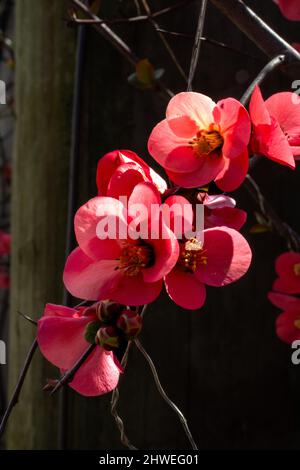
63, 247, 121, 300
166, 91, 215, 128
148, 119, 202, 173
166, 154, 225, 188
75, 197, 126, 260
68, 347, 121, 397
265, 91, 300, 156
110, 273, 163, 306
268, 292, 300, 310
195, 226, 252, 286
215, 150, 249, 192
164, 267, 206, 310
214, 98, 251, 159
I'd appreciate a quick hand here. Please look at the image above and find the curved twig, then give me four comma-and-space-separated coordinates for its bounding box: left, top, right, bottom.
187, 0, 208, 91
134, 338, 198, 450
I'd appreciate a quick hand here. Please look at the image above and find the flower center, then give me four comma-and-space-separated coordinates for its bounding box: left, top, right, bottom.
178, 238, 207, 273
294, 263, 300, 276
192, 127, 223, 157
294, 319, 300, 329
119, 242, 154, 276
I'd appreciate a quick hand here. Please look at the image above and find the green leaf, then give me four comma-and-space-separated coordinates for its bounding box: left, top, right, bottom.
127, 59, 165, 90
249, 223, 271, 234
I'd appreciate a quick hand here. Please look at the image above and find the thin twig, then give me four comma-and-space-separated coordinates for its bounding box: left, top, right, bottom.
69, 0, 173, 99
240, 54, 286, 106
0, 339, 38, 438
187, 0, 208, 91
140, 0, 188, 83
110, 342, 137, 450
0, 300, 88, 438
156, 28, 262, 61
244, 175, 300, 252
210, 0, 300, 77
50, 344, 96, 396
134, 338, 198, 450
68, 0, 196, 26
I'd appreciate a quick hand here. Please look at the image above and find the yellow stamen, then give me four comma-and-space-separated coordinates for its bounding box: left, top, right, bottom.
192, 127, 223, 157
293, 263, 300, 276
119, 242, 153, 276
178, 238, 207, 273
294, 319, 300, 329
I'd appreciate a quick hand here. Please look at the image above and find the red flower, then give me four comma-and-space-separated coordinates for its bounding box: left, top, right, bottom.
198, 193, 247, 230
148, 92, 250, 190
37, 303, 121, 396
249, 86, 299, 168
164, 226, 252, 310
272, 252, 300, 294
273, 0, 300, 20
63, 182, 179, 306
96, 149, 167, 198
268, 292, 300, 343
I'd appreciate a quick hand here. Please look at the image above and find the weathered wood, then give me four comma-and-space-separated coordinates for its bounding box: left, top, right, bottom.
6, 0, 75, 449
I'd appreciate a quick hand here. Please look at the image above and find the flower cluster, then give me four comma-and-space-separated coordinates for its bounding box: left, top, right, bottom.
268, 252, 300, 343
38, 88, 300, 396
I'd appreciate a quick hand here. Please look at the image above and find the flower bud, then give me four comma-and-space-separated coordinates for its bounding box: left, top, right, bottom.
96, 326, 120, 350
117, 310, 142, 339
96, 300, 123, 323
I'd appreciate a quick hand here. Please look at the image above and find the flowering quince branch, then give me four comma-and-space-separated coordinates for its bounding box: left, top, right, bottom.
50, 344, 97, 396
140, 0, 188, 83
110, 342, 138, 450
68, 0, 173, 99
134, 339, 198, 451
67, 0, 197, 26
240, 54, 286, 107
187, 0, 208, 91
244, 175, 300, 252
210, 0, 300, 76
0, 339, 38, 438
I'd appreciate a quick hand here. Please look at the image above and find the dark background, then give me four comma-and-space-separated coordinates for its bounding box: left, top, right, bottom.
1, 0, 300, 449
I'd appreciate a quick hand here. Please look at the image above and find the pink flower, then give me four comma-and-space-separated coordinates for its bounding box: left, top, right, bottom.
249, 86, 299, 168
272, 252, 300, 294
273, 0, 300, 21
96, 149, 167, 198
198, 193, 247, 230
37, 303, 121, 396
0, 230, 11, 256
164, 226, 252, 310
268, 292, 300, 343
63, 182, 179, 306
148, 92, 251, 190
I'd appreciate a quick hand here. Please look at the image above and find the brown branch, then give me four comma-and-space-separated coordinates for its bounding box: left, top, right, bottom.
50, 344, 96, 396
140, 0, 188, 83
187, 0, 208, 90
0, 339, 38, 438
69, 0, 174, 99
209, 0, 300, 77
135, 338, 198, 450
68, 0, 197, 26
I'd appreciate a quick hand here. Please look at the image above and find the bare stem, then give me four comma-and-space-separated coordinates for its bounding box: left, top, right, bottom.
50, 344, 96, 396
210, 0, 300, 77
240, 54, 286, 106
187, 0, 208, 91
244, 175, 300, 252
134, 338, 198, 450
69, 0, 173, 99
0, 339, 38, 438
110, 342, 137, 450
140, 0, 188, 83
